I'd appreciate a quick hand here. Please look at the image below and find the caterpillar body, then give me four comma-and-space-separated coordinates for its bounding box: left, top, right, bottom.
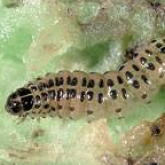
5, 38, 165, 121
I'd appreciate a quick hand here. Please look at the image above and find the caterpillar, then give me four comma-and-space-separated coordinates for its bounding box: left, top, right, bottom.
5, 37, 165, 121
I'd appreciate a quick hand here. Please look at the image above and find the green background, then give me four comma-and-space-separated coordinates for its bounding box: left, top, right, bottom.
0, 0, 165, 164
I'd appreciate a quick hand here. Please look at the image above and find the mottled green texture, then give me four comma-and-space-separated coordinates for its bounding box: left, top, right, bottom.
0, 0, 165, 164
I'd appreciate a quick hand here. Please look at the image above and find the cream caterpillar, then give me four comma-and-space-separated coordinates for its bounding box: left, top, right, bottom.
5, 37, 165, 121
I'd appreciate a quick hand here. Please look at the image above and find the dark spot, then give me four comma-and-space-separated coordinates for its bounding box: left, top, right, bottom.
48, 90, 56, 99
87, 109, 93, 115
38, 82, 47, 91
160, 46, 165, 54
141, 93, 147, 99
99, 79, 104, 88
147, 63, 155, 71
51, 107, 56, 111
110, 89, 118, 100
80, 91, 86, 102
48, 79, 54, 87
132, 80, 140, 89
98, 93, 103, 103
67, 76, 71, 84
141, 75, 150, 85
132, 64, 140, 71
71, 77, 78, 86
140, 57, 147, 65
133, 52, 138, 58
44, 104, 49, 109
57, 105, 62, 110
57, 88, 64, 101
87, 91, 94, 101
17, 88, 32, 96
21, 95, 34, 111
163, 38, 165, 43
107, 79, 114, 87
66, 89, 77, 99
149, 162, 158, 165
151, 125, 161, 136
115, 108, 122, 113
69, 107, 75, 111
82, 77, 87, 86
155, 56, 163, 64
35, 104, 41, 109
156, 43, 162, 48
36, 77, 42, 81
121, 88, 127, 99
117, 76, 123, 84
119, 65, 125, 71
151, 39, 156, 43
55, 77, 64, 86
41, 93, 48, 101
125, 71, 133, 80
145, 49, 153, 55
87, 79, 95, 88
31, 86, 37, 92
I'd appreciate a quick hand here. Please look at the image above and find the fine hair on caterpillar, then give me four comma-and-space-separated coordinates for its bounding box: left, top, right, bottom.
5, 37, 165, 121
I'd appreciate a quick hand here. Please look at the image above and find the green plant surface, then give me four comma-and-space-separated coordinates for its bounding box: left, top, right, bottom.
0, 0, 165, 165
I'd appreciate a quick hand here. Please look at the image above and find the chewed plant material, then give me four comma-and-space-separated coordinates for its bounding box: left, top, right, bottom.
6, 114, 165, 165
98, 114, 165, 165
5, 37, 165, 121
117, 113, 165, 164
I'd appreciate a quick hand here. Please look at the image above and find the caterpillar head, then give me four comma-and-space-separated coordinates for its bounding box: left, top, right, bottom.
5, 88, 34, 116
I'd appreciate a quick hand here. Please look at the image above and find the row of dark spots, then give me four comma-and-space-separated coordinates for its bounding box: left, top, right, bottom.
125, 71, 140, 88
56, 76, 102, 88
37, 76, 106, 89
124, 71, 149, 99
141, 55, 165, 78
33, 76, 121, 93
34, 74, 131, 93
125, 48, 139, 60
33, 88, 105, 110
80, 88, 128, 101
110, 88, 129, 100
33, 88, 73, 110
140, 57, 155, 71
107, 75, 124, 86
80, 91, 104, 104
119, 63, 140, 72
125, 70, 151, 88
41, 89, 104, 104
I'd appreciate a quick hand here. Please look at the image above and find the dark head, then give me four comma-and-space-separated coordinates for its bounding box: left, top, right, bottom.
5, 88, 34, 116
